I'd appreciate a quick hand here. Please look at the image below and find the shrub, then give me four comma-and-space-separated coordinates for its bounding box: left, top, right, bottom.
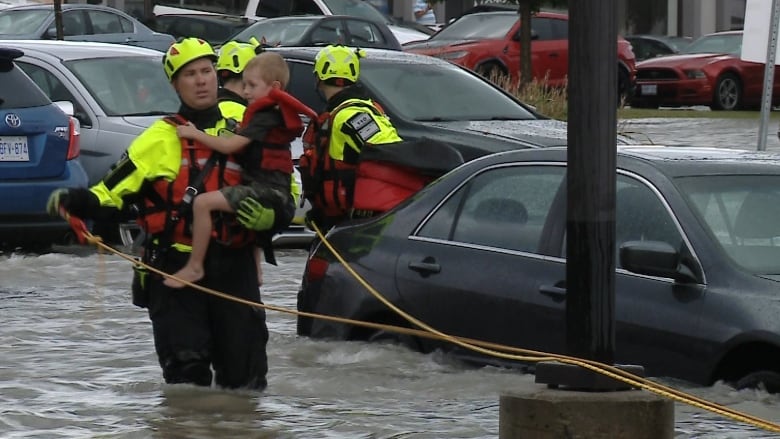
491, 74, 568, 121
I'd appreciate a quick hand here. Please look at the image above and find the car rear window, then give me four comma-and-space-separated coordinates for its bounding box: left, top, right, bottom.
0, 9, 50, 35
0, 60, 51, 109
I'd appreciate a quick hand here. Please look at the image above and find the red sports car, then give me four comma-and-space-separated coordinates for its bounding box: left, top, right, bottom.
632, 30, 780, 110
403, 11, 636, 103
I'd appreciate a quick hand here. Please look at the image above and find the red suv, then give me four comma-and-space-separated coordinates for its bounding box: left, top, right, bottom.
404, 11, 636, 103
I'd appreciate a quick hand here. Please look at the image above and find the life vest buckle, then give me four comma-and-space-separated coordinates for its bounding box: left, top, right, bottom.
182, 186, 199, 205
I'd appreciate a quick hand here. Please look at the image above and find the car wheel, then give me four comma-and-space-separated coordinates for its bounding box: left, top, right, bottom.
713, 73, 742, 111
476, 62, 507, 82
735, 370, 780, 393
618, 65, 631, 107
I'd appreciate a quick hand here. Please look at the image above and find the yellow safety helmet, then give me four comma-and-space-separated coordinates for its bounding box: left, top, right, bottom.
313, 45, 364, 86
216, 40, 258, 75
162, 37, 217, 81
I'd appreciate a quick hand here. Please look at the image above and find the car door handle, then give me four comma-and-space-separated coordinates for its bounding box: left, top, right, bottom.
539, 284, 566, 302
408, 257, 441, 275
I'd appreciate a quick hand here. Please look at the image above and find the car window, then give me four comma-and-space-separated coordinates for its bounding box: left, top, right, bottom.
311, 20, 346, 45
286, 60, 326, 113
87, 10, 125, 34
683, 33, 741, 55
0, 60, 50, 109
434, 13, 518, 40
360, 60, 536, 121
678, 175, 780, 274
549, 17, 567, 39
345, 19, 386, 47
64, 56, 179, 116
290, 0, 322, 15
418, 165, 565, 252
62, 10, 87, 36
234, 19, 316, 46
16, 62, 86, 117
323, 0, 390, 24
531, 17, 555, 40
0, 9, 50, 35
615, 176, 683, 268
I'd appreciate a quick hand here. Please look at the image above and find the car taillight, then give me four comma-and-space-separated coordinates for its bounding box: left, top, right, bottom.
66, 116, 80, 160
306, 256, 329, 283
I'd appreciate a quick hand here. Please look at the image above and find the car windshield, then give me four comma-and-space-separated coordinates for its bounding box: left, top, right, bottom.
682, 33, 741, 55
233, 19, 316, 45
0, 9, 50, 35
323, 0, 390, 24
361, 60, 535, 121
433, 13, 517, 40
64, 56, 179, 116
678, 175, 780, 274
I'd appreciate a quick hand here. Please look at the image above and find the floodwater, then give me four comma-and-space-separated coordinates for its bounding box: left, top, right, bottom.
2, 117, 780, 438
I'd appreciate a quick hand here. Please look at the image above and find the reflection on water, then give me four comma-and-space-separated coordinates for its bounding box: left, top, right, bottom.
1, 249, 779, 438
4, 117, 780, 437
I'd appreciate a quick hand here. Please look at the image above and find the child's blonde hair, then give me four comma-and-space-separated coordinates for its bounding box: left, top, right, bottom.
244, 52, 290, 89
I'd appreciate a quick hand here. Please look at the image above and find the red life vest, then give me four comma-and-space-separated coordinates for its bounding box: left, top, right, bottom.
139, 114, 253, 248
241, 88, 318, 176
298, 100, 387, 221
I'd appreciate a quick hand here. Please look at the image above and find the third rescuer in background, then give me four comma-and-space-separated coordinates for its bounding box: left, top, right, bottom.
299, 45, 402, 229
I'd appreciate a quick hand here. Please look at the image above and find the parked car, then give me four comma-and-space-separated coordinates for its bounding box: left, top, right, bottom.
632, 30, 780, 110
0, 0, 36, 11
0, 46, 88, 248
231, 15, 402, 50
11, 41, 180, 187
153, 0, 430, 45
273, 47, 575, 163
624, 34, 692, 62
144, 13, 257, 46
298, 145, 780, 392
0, 4, 174, 52
9, 40, 178, 246
403, 11, 637, 104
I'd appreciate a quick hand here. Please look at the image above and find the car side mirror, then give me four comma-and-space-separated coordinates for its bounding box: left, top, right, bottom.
45, 26, 57, 39
619, 240, 699, 283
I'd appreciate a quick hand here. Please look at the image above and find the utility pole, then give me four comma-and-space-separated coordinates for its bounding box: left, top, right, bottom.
53, 0, 64, 40
499, 0, 673, 436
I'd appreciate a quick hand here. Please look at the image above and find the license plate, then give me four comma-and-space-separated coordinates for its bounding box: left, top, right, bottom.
0, 136, 29, 161
641, 84, 658, 96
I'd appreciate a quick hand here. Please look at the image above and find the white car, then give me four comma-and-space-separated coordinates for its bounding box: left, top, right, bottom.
153, 0, 430, 45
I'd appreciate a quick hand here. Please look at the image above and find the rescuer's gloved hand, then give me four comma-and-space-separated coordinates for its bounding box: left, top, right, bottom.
46, 188, 71, 217
237, 198, 275, 231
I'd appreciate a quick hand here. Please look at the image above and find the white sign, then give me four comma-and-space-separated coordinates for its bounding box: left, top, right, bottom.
741, 0, 780, 64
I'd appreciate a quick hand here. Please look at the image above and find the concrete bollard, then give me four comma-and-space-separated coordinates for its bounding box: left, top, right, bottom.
499, 386, 674, 439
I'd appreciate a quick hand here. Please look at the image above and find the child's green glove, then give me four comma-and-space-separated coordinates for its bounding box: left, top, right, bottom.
237, 198, 275, 231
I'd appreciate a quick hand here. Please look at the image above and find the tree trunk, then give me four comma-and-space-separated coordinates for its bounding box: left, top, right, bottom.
519, 1, 532, 87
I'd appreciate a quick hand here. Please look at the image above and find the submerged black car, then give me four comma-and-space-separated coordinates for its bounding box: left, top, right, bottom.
271, 47, 571, 160
298, 146, 780, 391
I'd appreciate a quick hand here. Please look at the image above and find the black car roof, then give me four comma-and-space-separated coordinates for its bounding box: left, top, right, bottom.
270, 46, 449, 65
156, 13, 254, 23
